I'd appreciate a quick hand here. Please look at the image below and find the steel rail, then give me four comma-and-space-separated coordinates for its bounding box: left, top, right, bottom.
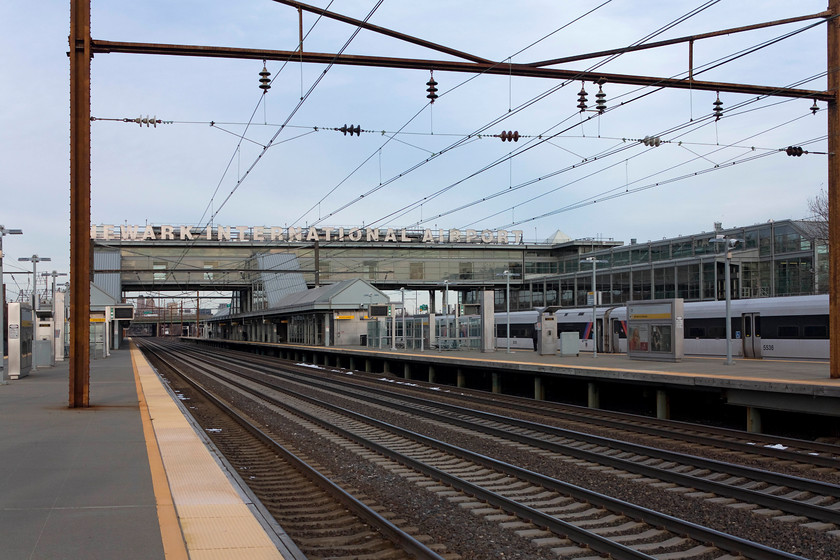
139, 341, 448, 560
431, 388, 840, 466
153, 342, 810, 560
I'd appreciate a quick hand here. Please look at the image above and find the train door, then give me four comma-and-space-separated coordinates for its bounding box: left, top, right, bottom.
741, 313, 762, 359
603, 308, 622, 353
595, 317, 604, 353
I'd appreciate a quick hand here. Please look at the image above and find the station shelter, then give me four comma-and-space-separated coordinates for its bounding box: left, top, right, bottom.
206, 278, 390, 347
90, 283, 135, 358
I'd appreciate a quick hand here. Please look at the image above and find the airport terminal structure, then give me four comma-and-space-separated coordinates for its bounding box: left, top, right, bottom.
87, 218, 827, 348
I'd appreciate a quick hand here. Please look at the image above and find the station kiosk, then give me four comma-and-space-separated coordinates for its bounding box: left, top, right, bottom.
33, 318, 55, 368
536, 311, 557, 355
7, 302, 33, 379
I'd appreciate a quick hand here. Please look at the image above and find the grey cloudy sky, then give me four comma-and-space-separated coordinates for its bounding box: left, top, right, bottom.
0, 0, 830, 300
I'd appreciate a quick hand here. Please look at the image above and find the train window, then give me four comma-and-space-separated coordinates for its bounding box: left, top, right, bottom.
496, 323, 535, 338
804, 325, 828, 338
762, 315, 828, 341
684, 318, 724, 339
776, 325, 799, 338
557, 322, 587, 337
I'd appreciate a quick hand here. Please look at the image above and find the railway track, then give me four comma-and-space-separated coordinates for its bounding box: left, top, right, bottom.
142, 341, 451, 560
203, 343, 840, 475
139, 339, 835, 559
176, 343, 840, 530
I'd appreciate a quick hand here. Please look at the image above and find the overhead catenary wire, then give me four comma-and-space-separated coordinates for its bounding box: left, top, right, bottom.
292, 1, 616, 228
324, 1, 803, 229
496, 135, 827, 231
369, 22, 829, 231
491, 123, 828, 231
210, 0, 386, 223
433, 95, 817, 230
156, 0, 350, 295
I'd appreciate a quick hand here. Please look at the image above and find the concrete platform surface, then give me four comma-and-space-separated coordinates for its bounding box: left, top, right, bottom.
0, 352, 165, 560
0, 348, 297, 560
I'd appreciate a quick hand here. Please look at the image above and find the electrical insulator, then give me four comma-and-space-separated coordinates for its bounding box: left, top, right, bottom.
785, 146, 804, 157
132, 115, 161, 127
577, 84, 588, 112
642, 136, 661, 147
426, 71, 438, 103
712, 93, 723, 121
595, 84, 606, 114
339, 124, 361, 136
499, 131, 520, 142
259, 62, 271, 93
811, 100, 819, 115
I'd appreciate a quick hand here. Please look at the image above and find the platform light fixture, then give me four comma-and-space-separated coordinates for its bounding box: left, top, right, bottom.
42, 270, 68, 331
18, 255, 51, 313
0, 226, 23, 382
580, 256, 608, 358
709, 235, 742, 365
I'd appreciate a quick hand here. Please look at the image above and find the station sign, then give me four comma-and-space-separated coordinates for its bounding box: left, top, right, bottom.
91, 224, 525, 246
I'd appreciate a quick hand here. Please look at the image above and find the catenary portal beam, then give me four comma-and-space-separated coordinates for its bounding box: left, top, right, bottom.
91, 40, 832, 101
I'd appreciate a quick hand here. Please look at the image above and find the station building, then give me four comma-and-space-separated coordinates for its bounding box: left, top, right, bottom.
520, 219, 828, 310
92, 219, 827, 346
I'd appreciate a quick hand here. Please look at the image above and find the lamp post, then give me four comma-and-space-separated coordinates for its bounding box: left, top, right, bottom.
580, 257, 608, 358
18, 255, 51, 314
364, 292, 374, 347
42, 271, 69, 319
42, 271, 67, 364
710, 235, 742, 365
400, 287, 406, 350
498, 270, 519, 353
0, 225, 23, 382
442, 280, 449, 351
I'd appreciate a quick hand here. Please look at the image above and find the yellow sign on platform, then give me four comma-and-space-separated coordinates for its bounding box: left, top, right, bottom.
335, 315, 355, 320
90, 318, 106, 323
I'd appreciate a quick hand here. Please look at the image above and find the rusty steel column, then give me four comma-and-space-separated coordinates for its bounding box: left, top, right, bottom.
830, 0, 840, 378
69, 0, 92, 405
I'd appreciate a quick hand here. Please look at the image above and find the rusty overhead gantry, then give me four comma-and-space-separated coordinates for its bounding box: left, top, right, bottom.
70, 0, 840, 406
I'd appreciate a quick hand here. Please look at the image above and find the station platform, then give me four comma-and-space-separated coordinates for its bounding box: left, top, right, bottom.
365, 345, 840, 395
190, 336, 840, 425
0, 345, 301, 560
194, 337, 840, 397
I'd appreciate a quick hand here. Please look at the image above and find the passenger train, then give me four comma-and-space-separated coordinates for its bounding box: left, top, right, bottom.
492, 294, 829, 360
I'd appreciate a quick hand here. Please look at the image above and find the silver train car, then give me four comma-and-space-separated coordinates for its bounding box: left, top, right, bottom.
493, 294, 829, 360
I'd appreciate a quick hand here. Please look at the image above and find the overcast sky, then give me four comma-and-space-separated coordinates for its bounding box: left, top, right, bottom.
0, 1, 830, 301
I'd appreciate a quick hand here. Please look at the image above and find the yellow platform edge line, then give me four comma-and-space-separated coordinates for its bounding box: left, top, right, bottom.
130, 342, 190, 560
130, 342, 288, 559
